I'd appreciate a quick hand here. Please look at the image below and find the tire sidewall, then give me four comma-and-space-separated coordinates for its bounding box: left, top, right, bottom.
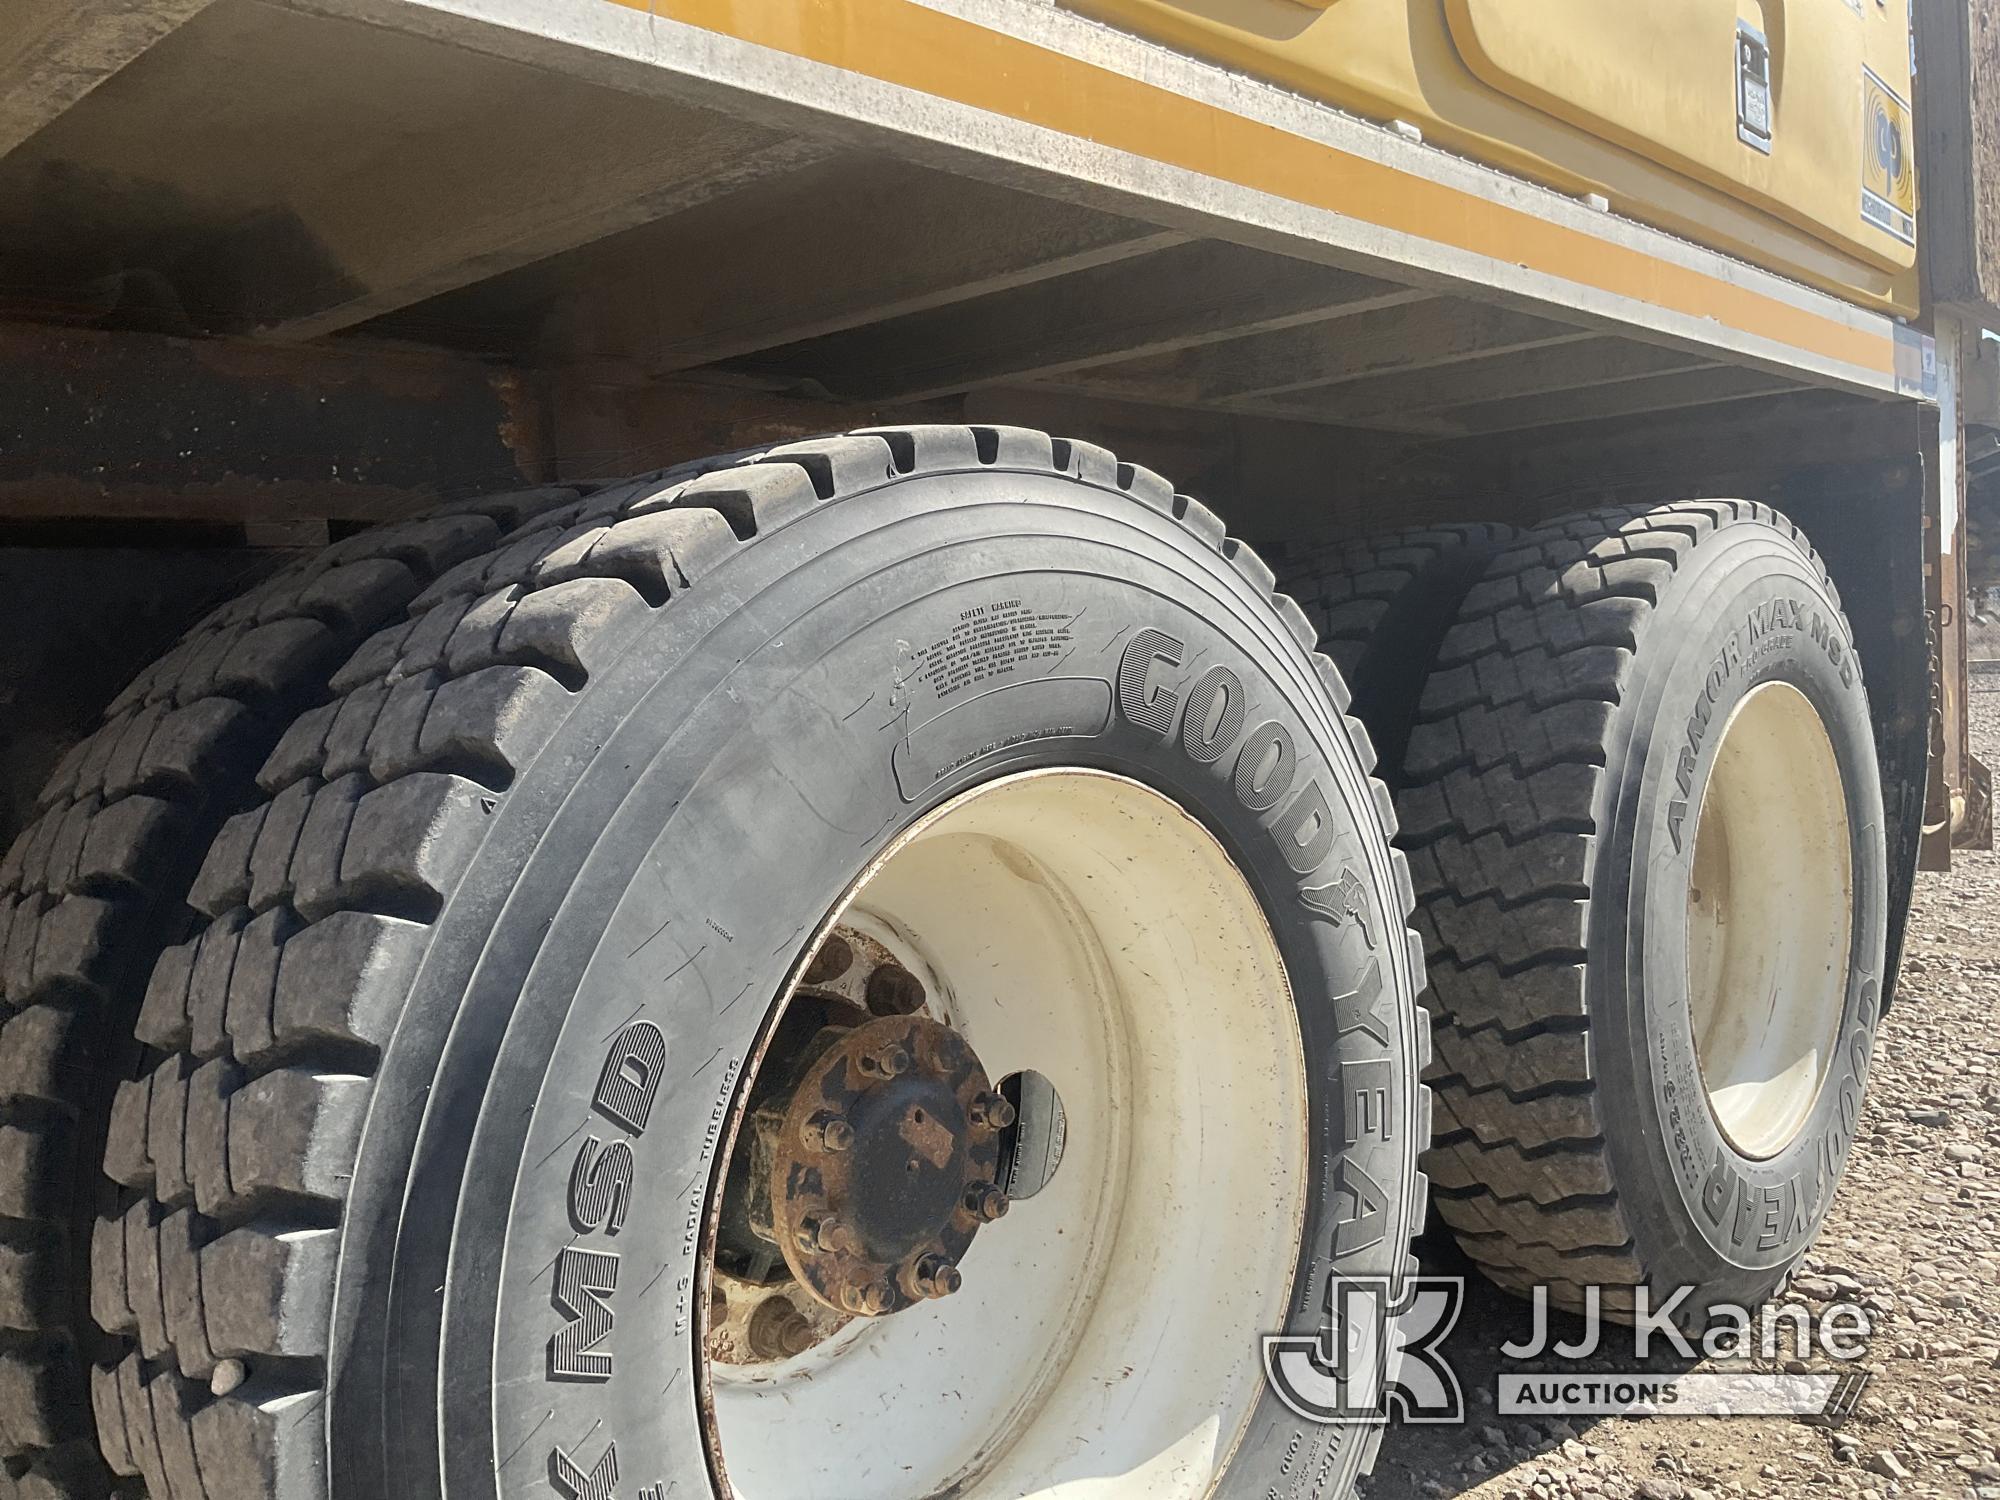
1595, 522, 1886, 1311
328, 469, 1422, 1499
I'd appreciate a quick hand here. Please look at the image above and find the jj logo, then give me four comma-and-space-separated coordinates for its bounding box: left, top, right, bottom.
1263, 1274, 1466, 1425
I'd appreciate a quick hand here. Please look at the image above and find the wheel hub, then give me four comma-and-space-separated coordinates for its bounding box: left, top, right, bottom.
711, 927, 1017, 1340
774, 1013, 1011, 1315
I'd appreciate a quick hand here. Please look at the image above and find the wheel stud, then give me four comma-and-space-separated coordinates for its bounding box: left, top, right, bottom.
747, 1295, 818, 1359
969, 1091, 1015, 1131
858, 1042, 912, 1078
802, 1110, 855, 1152
963, 1181, 1009, 1222
906, 1253, 962, 1300
841, 1282, 893, 1316
817, 1215, 861, 1254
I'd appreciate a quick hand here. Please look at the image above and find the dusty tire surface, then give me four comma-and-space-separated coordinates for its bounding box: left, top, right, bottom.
86, 428, 1430, 1499
0, 495, 576, 1498
1396, 502, 1887, 1320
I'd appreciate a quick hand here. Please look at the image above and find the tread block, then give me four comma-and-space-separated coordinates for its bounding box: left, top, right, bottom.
379, 665, 568, 787
191, 1383, 328, 1500
200, 1225, 337, 1360
246, 778, 321, 916
285, 776, 366, 925
0, 1225, 64, 1333
0, 1121, 67, 1220
292, 557, 420, 630
111, 1355, 164, 1491
103, 1075, 155, 1191
91, 1361, 136, 1478
325, 618, 418, 699
356, 675, 439, 784
534, 509, 738, 601
0, 1005, 87, 1107
207, 619, 341, 703
225, 1070, 368, 1209
854, 424, 982, 473
90, 1214, 134, 1338
675, 463, 821, 536
0, 1346, 72, 1451
189, 806, 266, 920
145, 1057, 195, 1209
269, 911, 428, 1061
99, 703, 172, 806
29, 896, 126, 1003
76, 796, 190, 894
42, 802, 96, 899
221, 909, 301, 1066
318, 683, 394, 782
754, 435, 899, 502
143, 1360, 207, 1500
185, 911, 249, 1064
158, 1210, 217, 1381
392, 594, 475, 678
312, 773, 489, 925
260, 703, 339, 794
185, 1059, 244, 1217
121, 1202, 170, 1361
479, 576, 651, 686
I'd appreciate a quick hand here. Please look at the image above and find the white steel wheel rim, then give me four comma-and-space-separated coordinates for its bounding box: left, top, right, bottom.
1685, 681, 1853, 1159
708, 768, 1308, 1499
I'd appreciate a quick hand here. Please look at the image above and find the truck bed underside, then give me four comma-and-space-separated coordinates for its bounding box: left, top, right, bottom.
0, 0, 1928, 526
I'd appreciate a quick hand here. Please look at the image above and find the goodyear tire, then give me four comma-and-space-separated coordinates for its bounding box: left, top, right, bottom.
1317, 502, 1886, 1321
87, 428, 1428, 1499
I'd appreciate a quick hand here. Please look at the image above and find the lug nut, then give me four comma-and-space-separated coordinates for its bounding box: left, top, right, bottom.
816, 1215, 860, 1254
907, 1254, 962, 1300
858, 1042, 912, 1079
747, 1296, 818, 1359
802, 1110, 855, 1152
963, 1181, 1010, 1222
865, 963, 927, 1016
841, 1282, 893, 1316
801, 934, 853, 986
797, 1214, 860, 1255
969, 1092, 1016, 1131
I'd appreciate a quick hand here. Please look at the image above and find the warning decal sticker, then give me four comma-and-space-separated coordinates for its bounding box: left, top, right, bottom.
1860, 66, 1916, 245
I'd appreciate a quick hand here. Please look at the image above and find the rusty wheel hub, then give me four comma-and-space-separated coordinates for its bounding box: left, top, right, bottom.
709, 924, 1015, 1361
773, 1012, 1011, 1316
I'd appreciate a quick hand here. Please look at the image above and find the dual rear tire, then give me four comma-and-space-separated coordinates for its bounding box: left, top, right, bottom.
2, 429, 1430, 1499
1291, 502, 1887, 1320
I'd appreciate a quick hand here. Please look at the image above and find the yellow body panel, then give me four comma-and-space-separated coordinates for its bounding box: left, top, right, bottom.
1066, 0, 1919, 314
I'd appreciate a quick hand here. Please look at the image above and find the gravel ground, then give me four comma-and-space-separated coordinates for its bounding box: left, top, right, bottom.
1361, 682, 2000, 1500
